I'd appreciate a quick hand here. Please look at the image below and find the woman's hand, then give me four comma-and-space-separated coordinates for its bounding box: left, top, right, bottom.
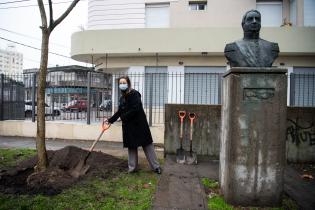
102, 119, 111, 131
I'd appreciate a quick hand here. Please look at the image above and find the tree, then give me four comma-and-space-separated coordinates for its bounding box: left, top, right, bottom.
36, 0, 80, 171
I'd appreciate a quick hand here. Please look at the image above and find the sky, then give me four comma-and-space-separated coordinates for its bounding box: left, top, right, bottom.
0, 0, 90, 69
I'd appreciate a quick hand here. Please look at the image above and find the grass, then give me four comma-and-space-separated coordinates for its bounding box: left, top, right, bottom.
0, 148, 36, 168
201, 178, 299, 210
201, 177, 219, 189
0, 148, 159, 210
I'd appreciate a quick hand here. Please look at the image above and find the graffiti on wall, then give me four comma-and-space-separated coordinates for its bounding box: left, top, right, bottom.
287, 118, 315, 146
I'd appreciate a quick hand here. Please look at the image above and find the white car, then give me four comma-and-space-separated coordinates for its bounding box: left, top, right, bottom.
25, 101, 61, 117
99, 99, 112, 111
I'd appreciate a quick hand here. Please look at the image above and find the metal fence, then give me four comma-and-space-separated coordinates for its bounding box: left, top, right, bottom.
290, 73, 315, 107
22, 71, 112, 124
0, 74, 25, 120
0, 71, 314, 124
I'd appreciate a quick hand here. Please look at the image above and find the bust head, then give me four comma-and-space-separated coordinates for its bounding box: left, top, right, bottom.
242, 10, 261, 35
224, 9, 279, 67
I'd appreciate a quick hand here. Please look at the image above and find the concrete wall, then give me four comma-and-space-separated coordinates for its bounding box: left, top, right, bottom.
1, 106, 314, 162
71, 27, 315, 63
164, 104, 315, 163
164, 104, 221, 158
170, 0, 255, 28
86, 0, 271, 30
0, 121, 164, 145
95, 55, 315, 71
286, 107, 315, 163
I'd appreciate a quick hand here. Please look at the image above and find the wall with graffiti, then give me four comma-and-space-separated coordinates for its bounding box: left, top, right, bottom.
286, 107, 315, 163
164, 105, 315, 162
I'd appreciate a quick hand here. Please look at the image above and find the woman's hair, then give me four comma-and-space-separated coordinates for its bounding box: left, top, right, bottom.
119, 75, 131, 88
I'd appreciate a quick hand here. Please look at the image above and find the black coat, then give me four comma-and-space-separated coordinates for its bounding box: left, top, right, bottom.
108, 89, 153, 149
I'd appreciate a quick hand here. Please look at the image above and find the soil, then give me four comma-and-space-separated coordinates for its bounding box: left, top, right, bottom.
0, 146, 127, 195
291, 163, 315, 180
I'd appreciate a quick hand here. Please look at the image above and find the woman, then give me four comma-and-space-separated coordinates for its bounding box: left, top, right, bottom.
106, 76, 161, 174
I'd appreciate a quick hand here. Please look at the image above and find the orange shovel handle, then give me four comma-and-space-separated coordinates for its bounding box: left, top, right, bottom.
188, 113, 196, 141
189, 112, 196, 123
178, 111, 186, 139
102, 118, 111, 131
178, 111, 186, 123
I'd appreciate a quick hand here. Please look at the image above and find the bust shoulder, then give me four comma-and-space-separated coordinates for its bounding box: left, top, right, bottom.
259, 39, 279, 50
271, 42, 280, 53
224, 42, 237, 53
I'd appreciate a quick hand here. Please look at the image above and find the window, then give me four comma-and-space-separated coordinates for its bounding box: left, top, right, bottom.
145, 3, 170, 28
289, 0, 297, 26
189, 2, 207, 11
144, 67, 168, 107
184, 67, 225, 105
304, 0, 315, 26
93, 76, 101, 83
256, 1, 283, 27
290, 67, 315, 107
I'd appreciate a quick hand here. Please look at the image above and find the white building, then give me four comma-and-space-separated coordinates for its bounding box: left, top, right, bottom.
71, 0, 315, 112
0, 44, 23, 74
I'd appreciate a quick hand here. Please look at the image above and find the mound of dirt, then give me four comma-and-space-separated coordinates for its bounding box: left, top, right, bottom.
0, 146, 127, 195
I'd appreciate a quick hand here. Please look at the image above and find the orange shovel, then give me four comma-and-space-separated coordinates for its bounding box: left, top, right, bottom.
70, 119, 111, 178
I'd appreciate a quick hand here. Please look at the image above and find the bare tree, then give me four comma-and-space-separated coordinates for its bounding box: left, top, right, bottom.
36, 0, 80, 171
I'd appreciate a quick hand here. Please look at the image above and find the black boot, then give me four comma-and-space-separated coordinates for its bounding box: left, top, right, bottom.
154, 167, 162, 174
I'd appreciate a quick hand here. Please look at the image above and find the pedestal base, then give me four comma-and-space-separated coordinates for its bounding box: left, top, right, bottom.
220, 67, 287, 206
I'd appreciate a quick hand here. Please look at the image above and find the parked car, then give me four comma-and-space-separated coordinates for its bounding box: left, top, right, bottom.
61, 100, 87, 112
25, 101, 61, 117
99, 99, 112, 111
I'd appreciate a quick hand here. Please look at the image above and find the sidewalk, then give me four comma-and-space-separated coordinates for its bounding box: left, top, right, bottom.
153, 155, 218, 210
284, 166, 315, 210
0, 136, 164, 159
153, 156, 315, 210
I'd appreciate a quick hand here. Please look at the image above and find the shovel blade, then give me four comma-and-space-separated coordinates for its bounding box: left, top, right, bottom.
69, 160, 91, 178
176, 148, 186, 164
185, 152, 197, 165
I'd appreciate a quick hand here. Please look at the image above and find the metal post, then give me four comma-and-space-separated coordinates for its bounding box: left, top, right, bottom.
31, 73, 36, 122
96, 90, 100, 119
0, 74, 4, 121
218, 73, 223, 104
51, 86, 55, 120
9, 79, 13, 119
87, 71, 91, 124
289, 73, 295, 106
149, 73, 153, 126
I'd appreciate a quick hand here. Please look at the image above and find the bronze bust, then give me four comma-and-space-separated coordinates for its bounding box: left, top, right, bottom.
224, 10, 279, 67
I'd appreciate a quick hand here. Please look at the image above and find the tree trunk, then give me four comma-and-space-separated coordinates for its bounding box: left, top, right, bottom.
36, 28, 50, 171
35, 0, 80, 171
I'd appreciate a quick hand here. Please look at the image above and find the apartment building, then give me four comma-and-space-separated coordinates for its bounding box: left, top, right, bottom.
0, 44, 23, 74
23, 65, 111, 107
71, 0, 315, 107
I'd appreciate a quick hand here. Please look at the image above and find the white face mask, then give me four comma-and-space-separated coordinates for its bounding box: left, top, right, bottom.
119, 83, 128, 91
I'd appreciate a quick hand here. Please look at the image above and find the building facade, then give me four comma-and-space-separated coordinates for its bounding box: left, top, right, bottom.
23, 65, 112, 107
0, 44, 23, 74
71, 0, 315, 108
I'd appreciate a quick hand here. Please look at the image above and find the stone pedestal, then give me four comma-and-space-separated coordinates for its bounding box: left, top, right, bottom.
220, 68, 287, 206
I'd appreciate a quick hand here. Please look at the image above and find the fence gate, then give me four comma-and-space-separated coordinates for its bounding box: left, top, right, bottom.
0, 74, 25, 120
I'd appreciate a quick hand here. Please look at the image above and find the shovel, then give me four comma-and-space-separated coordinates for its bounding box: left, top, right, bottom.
185, 112, 197, 165
176, 111, 186, 164
70, 120, 111, 178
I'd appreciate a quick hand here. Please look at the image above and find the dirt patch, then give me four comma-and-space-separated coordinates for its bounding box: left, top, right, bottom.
0, 146, 127, 195
290, 163, 315, 181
